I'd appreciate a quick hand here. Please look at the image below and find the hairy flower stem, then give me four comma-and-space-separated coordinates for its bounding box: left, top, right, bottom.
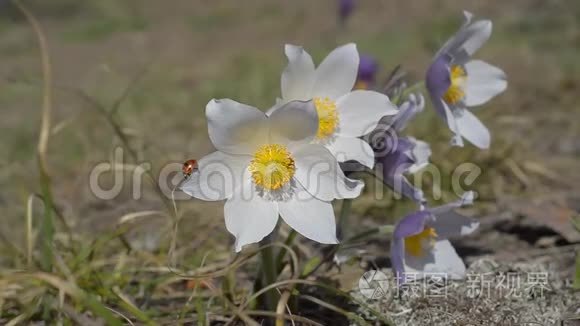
259, 231, 280, 313
337, 199, 352, 240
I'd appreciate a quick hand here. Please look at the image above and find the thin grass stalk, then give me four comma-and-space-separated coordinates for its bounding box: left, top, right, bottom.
242, 279, 394, 325
574, 251, 580, 290
26, 194, 36, 269
300, 294, 370, 326
11, 0, 55, 272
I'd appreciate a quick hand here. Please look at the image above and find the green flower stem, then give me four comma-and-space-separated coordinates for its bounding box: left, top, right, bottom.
337, 199, 353, 240
259, 233, 279, 312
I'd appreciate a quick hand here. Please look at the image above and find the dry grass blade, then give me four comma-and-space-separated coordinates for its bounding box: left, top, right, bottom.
109, 64, 151, 116
3, 272, 122, 325
9, 0, 52, 162
117, 210, 167, 225
242, 279, 394, 325
26, 194, 38, 269
300, 294, 369, 326
5, 313, 28, 326
11, 0, 57, 272
111, 286, 154, 325
275, 290, 294, 326
234, 310, 323, 326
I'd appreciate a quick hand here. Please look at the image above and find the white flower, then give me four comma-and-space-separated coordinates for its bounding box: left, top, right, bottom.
426, 11, 507, 149
279, 43, 398, 169
181, 99, 363, 252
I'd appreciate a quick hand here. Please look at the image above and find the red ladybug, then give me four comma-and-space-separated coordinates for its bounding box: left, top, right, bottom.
182, 159, 198, 177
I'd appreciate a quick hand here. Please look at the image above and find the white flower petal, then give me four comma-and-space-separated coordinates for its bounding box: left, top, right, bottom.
268, 100, 318, 145
180, 151, 250, 201
458, 20, 492, 57
281, 45, 316, 101
279, 184, 338, 244
224, 181, 279, 252
429, 191, 475, 216
450, 19, 492, 63
441, 101, 464, 147
455, 109, 490, 149
432, 211, 479, 239
407, 139, 431, 174
206, 99, 268, 155
292, 144, 363, 201
326, 136, 375, 169
436, 11, 492, 64
265, 98, 284, 116
312, 43, 359, 99
464, 60, 507, 107
435, 11, 474, 58
335, 90, 398, 137
404, 239, 467, 280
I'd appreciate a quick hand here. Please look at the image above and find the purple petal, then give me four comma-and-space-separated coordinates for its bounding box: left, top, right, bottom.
391, 210, 430, 284
377, 136, 414, 168
338, 0, 355, 22
357, 54, 379, 84
393, 210, 430, 239
375, 136, 425, 202
426, 55, 451, 103
425, 55, 452, 122
379, 140, 413, 179
391, 94, 424, 132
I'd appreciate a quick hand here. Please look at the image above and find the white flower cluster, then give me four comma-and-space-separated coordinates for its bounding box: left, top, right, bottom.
180, 11, 506, 284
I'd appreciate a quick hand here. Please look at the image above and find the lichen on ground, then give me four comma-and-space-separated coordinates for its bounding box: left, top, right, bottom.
351, 258, 580, 325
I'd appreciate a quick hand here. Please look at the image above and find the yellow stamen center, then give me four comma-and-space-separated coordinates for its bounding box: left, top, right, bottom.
248, 144, 295, 190
404, 227, 438, 257
313, 97, 339, 141
443, 65, 467, 105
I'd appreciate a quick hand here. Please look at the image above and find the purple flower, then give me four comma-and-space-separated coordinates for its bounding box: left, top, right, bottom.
391, 192, 478, 285
338, 0, 355, 24
355, 55, 379, 90
372, 94, 430, 203
425, 11, 507, 149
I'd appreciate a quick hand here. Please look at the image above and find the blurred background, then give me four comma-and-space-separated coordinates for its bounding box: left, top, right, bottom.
0, 0, 579, 322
